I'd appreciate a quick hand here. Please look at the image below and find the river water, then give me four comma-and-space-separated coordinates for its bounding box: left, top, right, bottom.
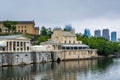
0, 58, 120, 80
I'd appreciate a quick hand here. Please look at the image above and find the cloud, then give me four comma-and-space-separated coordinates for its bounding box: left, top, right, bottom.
0, 0, 120, 38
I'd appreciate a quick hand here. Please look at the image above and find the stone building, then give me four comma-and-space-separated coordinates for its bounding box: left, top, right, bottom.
0, 35, 32, 66
42, 28, 98, 61
51, 28, 82, 44
0, 21, 39, 35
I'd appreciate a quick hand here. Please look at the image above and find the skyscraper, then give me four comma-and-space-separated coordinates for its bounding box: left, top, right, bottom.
111, 32, 117, 42
102, 29, 110, 40
84, 29, 91, 38
94, 30, 101, 37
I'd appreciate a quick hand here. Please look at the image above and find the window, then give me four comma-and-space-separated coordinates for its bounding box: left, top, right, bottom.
18, 30, 20, 33
73, 41, 75, 44
25, 54, 28, 56
25, 30, 26, 33
17, 42, 19, 46
25, 26, 26, 28
16, 55, 19, 57
62, 47, 65, 49
20, 42, 23, 46
21, 30, 23, 33
21, 26, 23, 28
64, 41, 66, 44
21, 48, 22, 51
27, 47, 29, 50
18, 26, 20, 28
69, 41, 71, 44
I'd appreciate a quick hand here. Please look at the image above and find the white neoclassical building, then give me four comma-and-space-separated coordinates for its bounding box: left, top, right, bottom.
0, 35, 31, 52
0, 35, 32, 66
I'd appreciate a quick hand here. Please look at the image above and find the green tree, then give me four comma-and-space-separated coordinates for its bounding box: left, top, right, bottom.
35, 36, 49, 45
76, 33, 120, 56
47, 28, 52, 38
3, 20, 17, 33
40, 26, 47, 36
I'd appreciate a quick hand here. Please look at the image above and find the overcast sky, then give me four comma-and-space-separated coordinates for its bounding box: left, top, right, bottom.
0, 0, 120, 38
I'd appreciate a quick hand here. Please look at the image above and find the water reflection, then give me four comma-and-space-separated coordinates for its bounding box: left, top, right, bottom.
0, 58, 113, 80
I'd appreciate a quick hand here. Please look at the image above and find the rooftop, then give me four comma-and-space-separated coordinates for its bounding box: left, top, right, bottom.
0, 21, 35, 24
61, 31, 75, 37
0, 35, 27, 40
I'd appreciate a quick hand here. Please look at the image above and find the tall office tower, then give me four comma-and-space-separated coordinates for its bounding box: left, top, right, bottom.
102, 29, 110, 40
94, 30, 101, 37
84, 28, 91, 38
111, 32, 117, 42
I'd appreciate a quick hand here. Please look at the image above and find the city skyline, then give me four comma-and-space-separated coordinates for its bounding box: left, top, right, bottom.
0, 0, 120, 37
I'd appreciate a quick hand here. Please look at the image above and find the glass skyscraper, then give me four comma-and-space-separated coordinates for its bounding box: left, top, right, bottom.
94, 30, 101, 37
111, 32, 117, 42
84, 29, 91, 38
102, 29, 110, 40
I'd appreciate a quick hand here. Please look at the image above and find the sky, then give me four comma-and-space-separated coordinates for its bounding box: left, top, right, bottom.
0, 0, 120, 38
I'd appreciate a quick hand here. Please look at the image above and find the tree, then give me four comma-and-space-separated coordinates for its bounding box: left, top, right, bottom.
40, 26, 47, 36
47, 28, 52, 38
76, 33, 120, 56
3, 20, 17, 33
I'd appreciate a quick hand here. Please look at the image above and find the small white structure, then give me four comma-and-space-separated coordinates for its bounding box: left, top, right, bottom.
31, 45, 47, 51
31, 45, 52, 63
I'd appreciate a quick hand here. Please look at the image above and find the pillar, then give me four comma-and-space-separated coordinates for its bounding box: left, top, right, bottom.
26, 42, 27, 52
7, 41, 10, 52
11, 41, 13, 52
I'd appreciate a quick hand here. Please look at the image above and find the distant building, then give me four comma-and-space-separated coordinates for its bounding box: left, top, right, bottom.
64, 24, 73, 31
111, 32, 117, 42
84, 29, 91, 38
0, 21, 39, 35
102, 29, 110, 40
94, 30, 101, 37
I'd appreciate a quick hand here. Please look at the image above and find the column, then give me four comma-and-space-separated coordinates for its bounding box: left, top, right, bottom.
26, 42, 27, 52
7, 41, 10, 52
11, 41, 13, 52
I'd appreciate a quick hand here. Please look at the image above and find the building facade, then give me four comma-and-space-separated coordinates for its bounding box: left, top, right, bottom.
51, 28, 82, 44
111, 32, 117, 42
84, 29, 91, 38
43, 28, 98, 61
102, 29, 110, 40
94, 30, 101, 37
0, 35, 32, 66
0, 21, 39, 35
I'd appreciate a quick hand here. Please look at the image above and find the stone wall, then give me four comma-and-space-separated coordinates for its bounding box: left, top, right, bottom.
12, 52, 32, 65
32, 52, 52, 63
0, 52, 32, 66
53, 49, 98, 61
